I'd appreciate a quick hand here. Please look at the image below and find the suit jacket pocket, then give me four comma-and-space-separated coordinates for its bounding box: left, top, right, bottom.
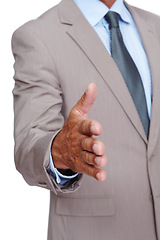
56, 196, 115, 217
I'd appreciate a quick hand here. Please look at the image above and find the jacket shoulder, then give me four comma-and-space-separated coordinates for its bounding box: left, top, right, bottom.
133, 6, 160, 22
12, 4, 60, 38
127, 4, 160, 39
128, 4, 160, 26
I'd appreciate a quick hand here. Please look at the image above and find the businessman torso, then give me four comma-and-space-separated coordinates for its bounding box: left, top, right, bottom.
12, 0, 160, 239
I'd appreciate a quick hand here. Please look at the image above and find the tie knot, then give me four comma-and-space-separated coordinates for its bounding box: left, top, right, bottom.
105, 11, 119, 29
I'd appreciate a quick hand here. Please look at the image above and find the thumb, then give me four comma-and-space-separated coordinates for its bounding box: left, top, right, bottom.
72, 83, 97, 118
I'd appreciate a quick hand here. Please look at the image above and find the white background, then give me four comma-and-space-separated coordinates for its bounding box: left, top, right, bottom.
0, 0, 159, 239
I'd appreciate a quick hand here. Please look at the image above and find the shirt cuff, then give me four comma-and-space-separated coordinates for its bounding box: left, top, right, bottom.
49, 152, 79, 185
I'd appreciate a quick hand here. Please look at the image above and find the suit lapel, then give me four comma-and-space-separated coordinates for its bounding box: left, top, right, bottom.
58, 0, 160, 144
126, 3, 160, 155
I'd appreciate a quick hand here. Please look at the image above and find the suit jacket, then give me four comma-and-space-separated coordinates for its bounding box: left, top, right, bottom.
12, 0, 160, 239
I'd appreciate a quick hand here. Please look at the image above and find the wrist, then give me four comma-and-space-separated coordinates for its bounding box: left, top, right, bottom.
51, 131, 67, 169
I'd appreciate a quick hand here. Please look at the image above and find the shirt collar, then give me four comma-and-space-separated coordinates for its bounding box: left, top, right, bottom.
74, 0, 131, 27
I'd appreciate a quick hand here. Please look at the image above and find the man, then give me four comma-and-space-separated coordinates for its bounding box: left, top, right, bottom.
12, 0, 160, 239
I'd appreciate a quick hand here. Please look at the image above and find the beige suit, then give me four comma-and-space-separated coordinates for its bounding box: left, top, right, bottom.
12, 0, 160, 239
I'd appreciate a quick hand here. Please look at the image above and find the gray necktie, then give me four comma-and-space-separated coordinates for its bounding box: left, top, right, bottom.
105, 11, 150, 138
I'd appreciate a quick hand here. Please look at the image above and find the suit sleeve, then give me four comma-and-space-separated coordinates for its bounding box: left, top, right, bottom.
12, 27, 82, 194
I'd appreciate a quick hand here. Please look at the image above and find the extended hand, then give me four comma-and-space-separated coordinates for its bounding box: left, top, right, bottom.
51, 83, 107, 182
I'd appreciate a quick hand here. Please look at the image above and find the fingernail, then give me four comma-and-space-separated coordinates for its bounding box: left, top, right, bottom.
90, 124, 96, 133
93, 143, 98, 154
86, 87, 89, 94
96, 172, 101, 181
95, 157, 101, 166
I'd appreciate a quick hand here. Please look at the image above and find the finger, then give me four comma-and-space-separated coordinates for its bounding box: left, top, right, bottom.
72, 83, 97, 118
79, 119, 102, 136
95, 169, 107, 182
80, 137, 106, 155
80, 151, 108, 168
80, 151, 96, 165
81, 163, 107, 182
94, 155, 108, 167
